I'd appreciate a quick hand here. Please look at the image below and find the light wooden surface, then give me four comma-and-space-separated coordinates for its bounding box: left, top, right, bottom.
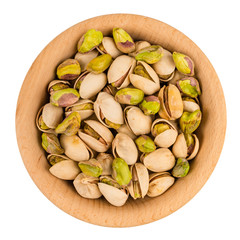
15, 14, 226, 227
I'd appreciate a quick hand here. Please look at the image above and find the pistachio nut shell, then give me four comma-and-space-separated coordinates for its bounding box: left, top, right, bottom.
172, 52, 194, 76
130, 61, 160, 95
60, 134, 93, 161
56, 59, 81, 80
151, 119, 178, 148
143, 148, 175, 172
124, 106, 152, 136
168, 70, 185, 86
147, 172, 175, 197
36, 107, 54, 133
116, 124, 137, 140
73, 173, 102, 199
172, 158, 190, 178
187, 134, 199, 160
96, 153, 114, 175
183, 98, 200, 112
172, 133, 188, 159
49, 160, 80, 180
48, 80, 70, 95
74, 49, 99, 71
135, 41, 151, 52
98, 182, 128, 207
47, 154, 69, 166
97, 37, 122, 58
115, 88, 144, 105
41, 133, 64, 154
86, 54, 112, 74
79, 72, 107, 99
112, 133, 138, 165
107, 55, 136, 89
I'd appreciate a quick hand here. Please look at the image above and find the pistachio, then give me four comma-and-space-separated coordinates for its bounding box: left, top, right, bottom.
74, 49, 98, 71
86, 54, 112, 74
135, 45, 163, 64
177, 77, 201, 97
115, 88, 144, 105
116, 124, 137, 140
77, 29, 103, 53
104, 119, 121, 129
172, 158, 190, 178
96, 153, 114, 175
50, 88, 80, 107
47, 154, 69, 166
48, 80, 70, 95
97, 37, 122, 58
179, 109, 202, 134
55, 112, 81, 136
112, 158, 132, 186
112, 28, 135, 53
38, 116, 49, 130
41, 133, 64, 154
139, 96, 160, 115
103, 85, 117, 96
56, 59, 81, 80
78, 159, 103, 177
135, 135, 156, 153
172, 52, 194, 76
134, 41, 151, 52
182, 97, 200, 112
133, 64, 152, 79
152, 123, 170, 136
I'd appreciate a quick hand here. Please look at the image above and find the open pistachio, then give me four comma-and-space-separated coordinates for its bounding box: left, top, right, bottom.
112, 158, 132, 186
50, 88, 80, 107
77, 29, 103, 53
97, 37, 122, 58
177, 77, 201, 97
78, 159, 103, 177
116, 124, 137, 140
107, 55, 136, 88
55, 112, 81, 136
96, 153, 114, 175
130, 61, 160, 95
151, 119, 178, 148
73, 173, 102, 199
179, 109, 202, 134
139, 96, 160, 115
172, 158, 190, 178
147, 172, 175, 197
112, 28, 135, 53
112, 133, 138, 165
86, 54, 112, 74
57, 59, 81, 80
158, 84, 183, 120
135, 45, 163, 64
128, 163, 149, 199
182, 97, 200, 112
98, 176, 129, 207
172, 52, 195, 76
48, 80, 70, 95
134, 41, 151, 52
37, 115, 50, 132
103, 85, 117, 96
115, 88, 144, 105
47, 154, 69, 166
41, 133, 64, 155
135, 135, 156, 153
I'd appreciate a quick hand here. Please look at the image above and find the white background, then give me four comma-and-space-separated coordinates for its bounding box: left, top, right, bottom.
1, 0, 239, 239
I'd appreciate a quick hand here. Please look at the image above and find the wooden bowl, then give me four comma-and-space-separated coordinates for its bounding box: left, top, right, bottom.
16, 14, 226, 227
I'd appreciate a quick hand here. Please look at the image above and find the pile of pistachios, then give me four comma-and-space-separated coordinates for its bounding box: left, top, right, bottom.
36, 28, 202, 207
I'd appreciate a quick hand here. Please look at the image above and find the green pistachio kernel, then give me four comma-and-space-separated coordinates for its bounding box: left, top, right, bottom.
115, 88, 144, 105
78, 160, 102, 178
86, 54, 112, 74
172, 52, 194, 76
177, 77, 201, 98
133, 65, 152, 79
135, 135, 156, 153
38, 115, 50, 130
57, 59, 81, 80
152, 123, 170, 136
41, 133, 64, 155
139, 96, 160, 115
48, 155, 66, 166
104, 119, 121, 130
172, 158, 190, 178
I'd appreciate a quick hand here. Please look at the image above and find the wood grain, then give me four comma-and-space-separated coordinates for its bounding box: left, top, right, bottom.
15, 14, 226, 227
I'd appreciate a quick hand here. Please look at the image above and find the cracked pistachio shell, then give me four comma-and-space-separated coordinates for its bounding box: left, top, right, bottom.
65, 99, 94, 120
158, 84, 183, 120
86, 54, 112, 74
128, 163, 149, 199
168, 70, 185, 86
135, 45, 163, 64
60, 134, 93, 161
124, 106, 152, 136
112, 133, 138, 165
50, 88, 80, 107
151, 119, 178, 148
147, 172, 175, 197
49, 160, 80, 180
78, 120, 114, 152
179, 109, 202, 134
115, 87, 144, 105
172, 158, 190, 178
74, 49, 98, 71
135, 41, 151, 52
152, 49, 175, 81
172, 133, 199, 160
98, 176, 129, 207
77, 29, 103, 53
102, 85, 117, 96
107, 55, 136, 89
48, 80, 70, 95
116, 124, 137, 140
47, 154, 69, 166
55, 112, 81, 136
41, 133, 64, 154
78, 159, 102, 177
97, 37, 122, 58
112, 28, 135, 53
172, 52, 195, 76
94, 92, 124, 129
135, 135, 156, 153
183, 97, 200, 112
73, 173, 102, 199
142, 148, 175, 172
177, 77, 201, 98
139, 95, 160, 115
96, 153, 114, 175
57, 59, 81, 80
112, 158, 132, 186
130, 61, 160, 95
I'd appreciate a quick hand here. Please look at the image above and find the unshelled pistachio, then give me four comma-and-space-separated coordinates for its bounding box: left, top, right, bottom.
139, 96, 160, 115
115, 88, 144, 105
135, 135, 156, 153
172, 158, 190, 177
172, 52, 194, 76
86, 54, 112, 74
57, 59, 81, 80
41, 133, 64, 154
